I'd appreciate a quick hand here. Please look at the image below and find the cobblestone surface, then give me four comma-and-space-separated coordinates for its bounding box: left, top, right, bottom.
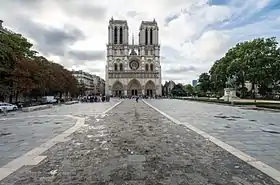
1, 100, 279, 185
0, 101, 119, 167
147, 99, 280, 171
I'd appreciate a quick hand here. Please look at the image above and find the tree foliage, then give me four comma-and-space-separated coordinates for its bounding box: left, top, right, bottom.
198, 37, 280, 98
171, 83, 187, 96
0, 31, 78, 102
183, 84, 194, 95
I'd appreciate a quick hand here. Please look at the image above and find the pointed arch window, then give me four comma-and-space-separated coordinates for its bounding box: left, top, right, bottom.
114, 63, 118, 71
150, 29, 153, 45
145, 63, 149, 71
119, 63, 123, 71
145, 28, 148, 45
120, 27, 123, 44
150, 64, 154, 71
114, 27, 118, 44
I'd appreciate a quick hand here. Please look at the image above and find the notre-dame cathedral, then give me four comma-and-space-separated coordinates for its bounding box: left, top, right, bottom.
105, 18, 162, 97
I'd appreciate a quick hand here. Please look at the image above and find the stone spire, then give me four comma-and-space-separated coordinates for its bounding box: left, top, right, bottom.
130, 33, 137, 55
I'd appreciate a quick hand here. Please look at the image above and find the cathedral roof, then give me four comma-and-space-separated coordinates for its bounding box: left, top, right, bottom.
109, 18, 127, 24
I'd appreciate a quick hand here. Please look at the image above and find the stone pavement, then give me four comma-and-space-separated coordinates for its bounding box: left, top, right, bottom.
1, 100, 279, 185
0, 101, 119, 168
147, 99, 280, 171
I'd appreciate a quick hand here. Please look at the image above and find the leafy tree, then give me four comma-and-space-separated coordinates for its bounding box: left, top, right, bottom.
198, 72, 211, 96
171, 83, 186, 96
0, 30, 78, 102
203, 37, 280, 99
183, 84, 194, 96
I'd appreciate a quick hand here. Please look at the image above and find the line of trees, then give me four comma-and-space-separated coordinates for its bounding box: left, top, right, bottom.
0, 30, 78, 103
172, 37, 280, 99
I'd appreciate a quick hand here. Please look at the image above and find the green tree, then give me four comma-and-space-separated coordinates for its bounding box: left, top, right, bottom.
207, 37, 280, 99
183, 84, 194, 96
198, 72, 211, 96
0, 31, 78, 102
171, 83, 186, 96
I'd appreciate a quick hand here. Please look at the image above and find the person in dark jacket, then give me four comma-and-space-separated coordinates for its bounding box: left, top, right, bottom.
136, 96, 139, 103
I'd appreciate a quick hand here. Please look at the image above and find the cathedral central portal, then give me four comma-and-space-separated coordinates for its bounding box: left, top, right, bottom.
105, 18, 162, 97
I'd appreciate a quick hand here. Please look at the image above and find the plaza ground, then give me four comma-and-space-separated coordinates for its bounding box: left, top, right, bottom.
0, 99, 280, 184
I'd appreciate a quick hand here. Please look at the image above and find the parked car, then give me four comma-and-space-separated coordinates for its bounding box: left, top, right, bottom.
0, 102, 18, 112
41, 96, 57, 104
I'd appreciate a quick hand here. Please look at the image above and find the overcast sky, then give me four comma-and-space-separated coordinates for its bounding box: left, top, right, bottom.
1, 0, 280, 84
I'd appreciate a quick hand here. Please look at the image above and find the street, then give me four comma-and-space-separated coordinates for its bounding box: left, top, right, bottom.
0, 99, 279, 184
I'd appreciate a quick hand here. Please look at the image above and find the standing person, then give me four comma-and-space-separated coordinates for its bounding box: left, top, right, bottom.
136, 96, 139, 103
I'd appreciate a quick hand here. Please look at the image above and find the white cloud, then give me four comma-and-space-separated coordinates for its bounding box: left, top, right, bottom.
0, 0, 279, 84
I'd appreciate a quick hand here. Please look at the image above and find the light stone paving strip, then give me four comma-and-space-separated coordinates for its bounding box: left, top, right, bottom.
143, 100, 280, 183
0, 100, 123, 181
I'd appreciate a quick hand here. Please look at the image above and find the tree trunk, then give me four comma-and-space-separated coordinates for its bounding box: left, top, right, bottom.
15, 90, 19, 102
251, 83, 255, 99
9, 94, 13, 103
241, 83, 245, 98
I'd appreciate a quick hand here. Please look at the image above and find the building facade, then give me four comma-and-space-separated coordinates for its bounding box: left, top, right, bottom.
105, 18, 162, 97
162, 81, 176, 96
72, 70, 105, 96
192, 80, 198, 87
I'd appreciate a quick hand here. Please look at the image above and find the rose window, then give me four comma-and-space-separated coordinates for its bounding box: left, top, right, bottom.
129, 60, 139, 70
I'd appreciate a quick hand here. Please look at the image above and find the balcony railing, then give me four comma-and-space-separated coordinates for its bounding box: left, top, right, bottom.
108, 70, 159, 79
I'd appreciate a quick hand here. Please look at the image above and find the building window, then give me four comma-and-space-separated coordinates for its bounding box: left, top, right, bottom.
114, 63, 118, 71
120, 63, 123, 71
150, 64, 154, 71
145, 64, 149, 71
120, 27, 123, 44
114, 26, 118, 44
150, 29, 153, 45
145, 28, 148, 45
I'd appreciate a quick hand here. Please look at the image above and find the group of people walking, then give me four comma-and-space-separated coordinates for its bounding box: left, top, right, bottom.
80, 95, 110, 103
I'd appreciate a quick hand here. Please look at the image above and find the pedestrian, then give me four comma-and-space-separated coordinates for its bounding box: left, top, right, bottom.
136, 96, 139, 103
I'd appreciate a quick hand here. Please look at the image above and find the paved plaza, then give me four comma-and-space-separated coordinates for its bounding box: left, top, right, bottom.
0, 100, 119, 167
0, 99, 280, 184
147, 99, 280, 172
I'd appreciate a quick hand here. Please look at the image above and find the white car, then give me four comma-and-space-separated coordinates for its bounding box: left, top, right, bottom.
0, 103, 18, 112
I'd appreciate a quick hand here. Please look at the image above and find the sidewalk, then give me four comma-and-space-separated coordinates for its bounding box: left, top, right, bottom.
1, 100, 279, 185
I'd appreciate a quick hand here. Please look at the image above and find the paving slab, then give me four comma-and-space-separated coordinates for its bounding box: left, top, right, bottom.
0, 101, 119, 167
0, 100, 279, 185
147, 99, 280, 171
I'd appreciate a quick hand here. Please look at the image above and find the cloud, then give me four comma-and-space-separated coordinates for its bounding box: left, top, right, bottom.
56, 1, 107, 21
68, 50, 105, 61
165, 66, 197, 74
0, 0, 280, 84
2, 13, 85, 57
164, 13, 180, 26
126, 11, 139, 18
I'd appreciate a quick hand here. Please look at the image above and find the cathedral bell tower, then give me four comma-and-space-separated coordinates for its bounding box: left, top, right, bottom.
105, 18, 161, 97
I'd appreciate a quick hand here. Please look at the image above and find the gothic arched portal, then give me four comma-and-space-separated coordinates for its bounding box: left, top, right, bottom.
145, 80, 156, 97
127, 79, 141, 96
112, 81, 124, 97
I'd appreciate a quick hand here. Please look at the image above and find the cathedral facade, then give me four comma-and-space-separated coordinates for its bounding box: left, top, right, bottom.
105, 18, 162, 97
